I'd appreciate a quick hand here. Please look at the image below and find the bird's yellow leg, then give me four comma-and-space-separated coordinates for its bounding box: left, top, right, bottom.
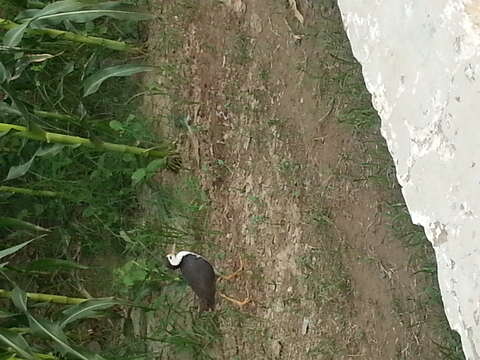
219, 288, 250, 306
217, 257, 244, 282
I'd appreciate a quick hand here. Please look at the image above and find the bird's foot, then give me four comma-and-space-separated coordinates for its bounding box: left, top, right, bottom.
218, 257, 244, 281
219, 289, 251, 306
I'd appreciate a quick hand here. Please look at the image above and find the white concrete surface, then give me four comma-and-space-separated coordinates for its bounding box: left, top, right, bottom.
337, 1, 480, 358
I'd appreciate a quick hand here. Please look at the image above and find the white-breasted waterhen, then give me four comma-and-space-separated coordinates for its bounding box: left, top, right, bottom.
166, 245, 250, 311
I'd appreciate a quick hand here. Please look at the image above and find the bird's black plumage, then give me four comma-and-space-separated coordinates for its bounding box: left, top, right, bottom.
180, 254, 216, 311
167, 253, 216, 311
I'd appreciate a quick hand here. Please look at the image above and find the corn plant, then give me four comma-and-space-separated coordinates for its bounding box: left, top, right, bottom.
0, 1, 206, 358
0, 0, 180, 254
0, 241, 122, 360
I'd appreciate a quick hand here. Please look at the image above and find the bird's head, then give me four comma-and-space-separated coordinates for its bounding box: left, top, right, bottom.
165, 253, 180, 269
166, 243, 180, 269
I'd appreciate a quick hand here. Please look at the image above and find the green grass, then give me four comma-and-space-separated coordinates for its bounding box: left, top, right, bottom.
232, 32, 253, 65
307, 338, 345, 358
299, 231, 353, 358
310, 205, 335, 228
0, 0, 26, 17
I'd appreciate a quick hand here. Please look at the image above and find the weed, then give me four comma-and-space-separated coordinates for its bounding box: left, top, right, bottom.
0, 0, 25, 17
339, 106, 380, 130
251, 88, 270, 115
310, 206, 334, 228
267, 116, 285, 127
278, 159, 302, 174
300, 235, 352, 307
250, 214, 268, 225
232, 32, 253, 65
247, 194, 264, 206
259, 64, 271, 82
307, 338, 345, 358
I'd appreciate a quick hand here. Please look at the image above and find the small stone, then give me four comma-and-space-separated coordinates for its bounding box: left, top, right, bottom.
250, 13, 263, 34
302, 317, 310, 335
221, 0, 246, 14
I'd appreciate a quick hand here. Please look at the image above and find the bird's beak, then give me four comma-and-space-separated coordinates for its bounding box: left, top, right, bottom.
170, 243, 176, 254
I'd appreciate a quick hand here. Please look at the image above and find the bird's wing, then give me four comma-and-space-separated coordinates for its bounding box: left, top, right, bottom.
181, 255, 216, 309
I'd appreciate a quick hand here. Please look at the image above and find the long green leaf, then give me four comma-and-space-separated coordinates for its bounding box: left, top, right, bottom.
56, 62, 75, 102
35, 9, 153, 25
0, 129, 12, 139
3, 22, 30, 47
36, 144, 65, 157
11, 287, 28, 313
31, 0, 85, 19
0, 102, 21, 117
83, 64, 154, 97
0, 62, 9, 84
5, 156, 36, 181
14, 9, 40, 21
4, 144, 63, 181
60, 299, 119, 328
0, 329, 36, 360
0, 45, 25, 53
17, 1, 128, 22
17, 0, 124, 22
28, 316, 66, 341
27, 315, 97, 360
0, 310, 18, 319
15, 1, 86, 23
0, 84, 36, 121
13, 53, 57, 81
131, 168, 146, 186
25, 53, 57, 63
0, 240, 33, 262
25, 258, 89, 272
0, 217, 50, 233
146, 158, 167, 172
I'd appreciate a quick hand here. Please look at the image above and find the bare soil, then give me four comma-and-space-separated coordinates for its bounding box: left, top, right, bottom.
145, 0, 451, 359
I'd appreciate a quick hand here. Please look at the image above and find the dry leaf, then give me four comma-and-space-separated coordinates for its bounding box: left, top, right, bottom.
221, 0, 246, 14
289, 0, 304, 25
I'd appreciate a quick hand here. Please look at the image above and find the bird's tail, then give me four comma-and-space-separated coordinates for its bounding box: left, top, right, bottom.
200, 299, 215, 312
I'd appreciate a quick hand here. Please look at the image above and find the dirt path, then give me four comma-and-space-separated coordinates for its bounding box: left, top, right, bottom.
146, 1, 452, 359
